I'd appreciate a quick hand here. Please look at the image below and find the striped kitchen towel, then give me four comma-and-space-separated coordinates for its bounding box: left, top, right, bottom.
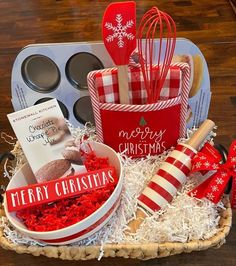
93, 65, 182, 104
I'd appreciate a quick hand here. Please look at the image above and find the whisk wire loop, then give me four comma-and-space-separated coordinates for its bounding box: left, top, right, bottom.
137, 7, 176, 103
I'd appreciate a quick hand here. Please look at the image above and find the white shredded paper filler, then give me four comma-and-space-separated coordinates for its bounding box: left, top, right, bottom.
0, 123, 223, 251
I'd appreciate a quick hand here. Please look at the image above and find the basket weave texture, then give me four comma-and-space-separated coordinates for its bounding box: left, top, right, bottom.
0, 196, 232, 261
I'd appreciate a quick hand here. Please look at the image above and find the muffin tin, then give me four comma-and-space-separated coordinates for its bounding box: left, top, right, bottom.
11, 39, 211, 128
11, 42, 114, 127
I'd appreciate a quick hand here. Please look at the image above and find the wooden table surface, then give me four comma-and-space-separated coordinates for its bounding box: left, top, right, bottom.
0, 0, 236, 265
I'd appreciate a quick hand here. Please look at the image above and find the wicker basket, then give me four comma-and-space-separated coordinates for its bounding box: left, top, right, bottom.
0, 195, 232, 261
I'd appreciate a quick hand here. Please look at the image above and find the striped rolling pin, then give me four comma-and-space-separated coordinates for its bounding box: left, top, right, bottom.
127, 119, 215, 233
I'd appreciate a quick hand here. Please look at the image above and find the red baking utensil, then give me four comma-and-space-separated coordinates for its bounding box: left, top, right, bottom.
137, 7, 176, 103
127, 119, 215, 233
102, 1, 136, 104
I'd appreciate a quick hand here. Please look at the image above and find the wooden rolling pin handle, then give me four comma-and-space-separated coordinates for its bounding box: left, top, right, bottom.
125, 208, 147, 234
187, 119, 215, 150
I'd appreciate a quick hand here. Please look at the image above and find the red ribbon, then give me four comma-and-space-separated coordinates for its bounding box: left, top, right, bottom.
189, 140, 236, 206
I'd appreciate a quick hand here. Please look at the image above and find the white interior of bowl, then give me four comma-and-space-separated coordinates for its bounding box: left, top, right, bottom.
5, 163, 36, 230
4, 141, 123, 240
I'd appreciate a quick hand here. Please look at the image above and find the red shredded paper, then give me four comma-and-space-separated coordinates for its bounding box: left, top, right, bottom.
16, 151, 118, 232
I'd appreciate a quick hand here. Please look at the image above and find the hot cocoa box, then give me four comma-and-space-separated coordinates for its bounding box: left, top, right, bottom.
7, 99, 86, 183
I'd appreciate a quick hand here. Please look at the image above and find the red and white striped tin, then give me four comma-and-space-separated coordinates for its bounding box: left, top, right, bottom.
4, 142, 123, 245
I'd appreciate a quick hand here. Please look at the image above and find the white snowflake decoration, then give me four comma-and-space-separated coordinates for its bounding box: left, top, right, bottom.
105, 14, 135, 48
221, 172, 227, 178
195, 161, 202, 168
216, 177, 224, 185
206, 192, 215, 201
211, 185, 219, 192
212, 163, 219, 169
230, 157, 236, 163
203, 161, 210, 167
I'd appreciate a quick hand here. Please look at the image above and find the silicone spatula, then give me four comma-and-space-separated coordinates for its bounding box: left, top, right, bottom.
102, 1, 136, 104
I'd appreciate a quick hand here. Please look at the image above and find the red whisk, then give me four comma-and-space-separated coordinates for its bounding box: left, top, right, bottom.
137, 7, 176, 103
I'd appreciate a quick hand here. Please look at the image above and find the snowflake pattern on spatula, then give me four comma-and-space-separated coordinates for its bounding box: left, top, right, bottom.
105, 14, 135, 48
